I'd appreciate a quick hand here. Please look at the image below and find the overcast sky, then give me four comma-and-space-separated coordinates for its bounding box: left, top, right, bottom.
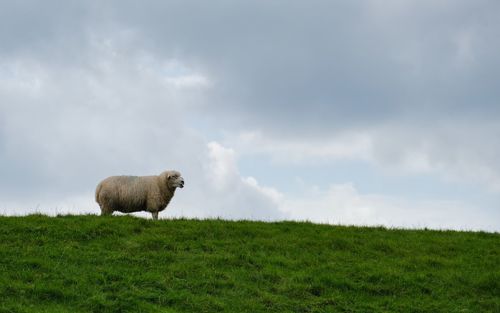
1, 0, 499, 231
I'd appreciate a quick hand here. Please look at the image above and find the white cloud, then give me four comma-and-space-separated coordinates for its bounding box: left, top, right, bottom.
0, 41, 286, 222
243, 176, 284, 205
0, 141, 287, 222
371, 122, 500, 193
223, 123, 500, 194
164, 74, 210, 89
225, 130, 374, 164
205, 142, 240, 191
173, 141, 286, 220
281, 182, 498, 231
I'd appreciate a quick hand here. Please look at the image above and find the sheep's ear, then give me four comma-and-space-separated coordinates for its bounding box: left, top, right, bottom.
161, 172, 170, 181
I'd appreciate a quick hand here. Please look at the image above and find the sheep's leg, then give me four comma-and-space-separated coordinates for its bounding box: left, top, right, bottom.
152, 211, 159, 220
100, 206, 113, 216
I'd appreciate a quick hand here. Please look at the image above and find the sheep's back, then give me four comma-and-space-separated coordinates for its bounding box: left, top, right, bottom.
98, 175, 159, 212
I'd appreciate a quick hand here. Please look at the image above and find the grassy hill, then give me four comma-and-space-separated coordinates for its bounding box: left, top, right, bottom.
0, 215, 498, 313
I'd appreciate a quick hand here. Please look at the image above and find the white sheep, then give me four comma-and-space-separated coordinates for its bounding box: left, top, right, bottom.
95, 170, 184, 220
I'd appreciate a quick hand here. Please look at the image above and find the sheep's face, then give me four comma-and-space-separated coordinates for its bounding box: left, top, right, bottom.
166, 171, 185, 189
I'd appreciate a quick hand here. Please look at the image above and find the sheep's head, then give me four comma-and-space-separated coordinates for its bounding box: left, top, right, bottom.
163, 170, 184, 189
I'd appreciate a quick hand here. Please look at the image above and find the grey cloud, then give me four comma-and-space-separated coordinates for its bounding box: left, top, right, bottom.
95, 0, 500, 134
1, 1, 499, 227
370, 120, 500, 192
2, 1, 499, 133
0, 1, 92, 63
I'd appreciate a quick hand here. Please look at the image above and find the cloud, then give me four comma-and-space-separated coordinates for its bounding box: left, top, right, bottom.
0, 41, 205, 196
225, 130, 374, 164
1, 1, 499, 230
0, 37, 284, 220
223, 122, 500, 194
172, 142, 286, 220
281, 183, 499, 231
95, 0, 500, 196
1, 140, 287, 222
2, 1, 499, 128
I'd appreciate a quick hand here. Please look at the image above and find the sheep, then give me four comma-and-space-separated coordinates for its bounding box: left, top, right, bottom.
95, 170, 184, 220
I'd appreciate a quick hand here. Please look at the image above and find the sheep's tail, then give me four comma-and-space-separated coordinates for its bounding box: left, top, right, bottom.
95, 182, 103, 204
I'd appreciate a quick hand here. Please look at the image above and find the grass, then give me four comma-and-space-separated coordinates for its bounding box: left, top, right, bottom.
0, 215, 498, 312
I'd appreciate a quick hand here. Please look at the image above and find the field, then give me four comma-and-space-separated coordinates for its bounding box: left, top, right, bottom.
0, 215, 498, 312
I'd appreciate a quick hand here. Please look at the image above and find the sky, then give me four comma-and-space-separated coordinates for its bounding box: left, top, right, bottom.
1, 0, 499, 231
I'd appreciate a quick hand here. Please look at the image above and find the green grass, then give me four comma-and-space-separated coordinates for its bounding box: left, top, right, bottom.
0, 215, 498, 313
